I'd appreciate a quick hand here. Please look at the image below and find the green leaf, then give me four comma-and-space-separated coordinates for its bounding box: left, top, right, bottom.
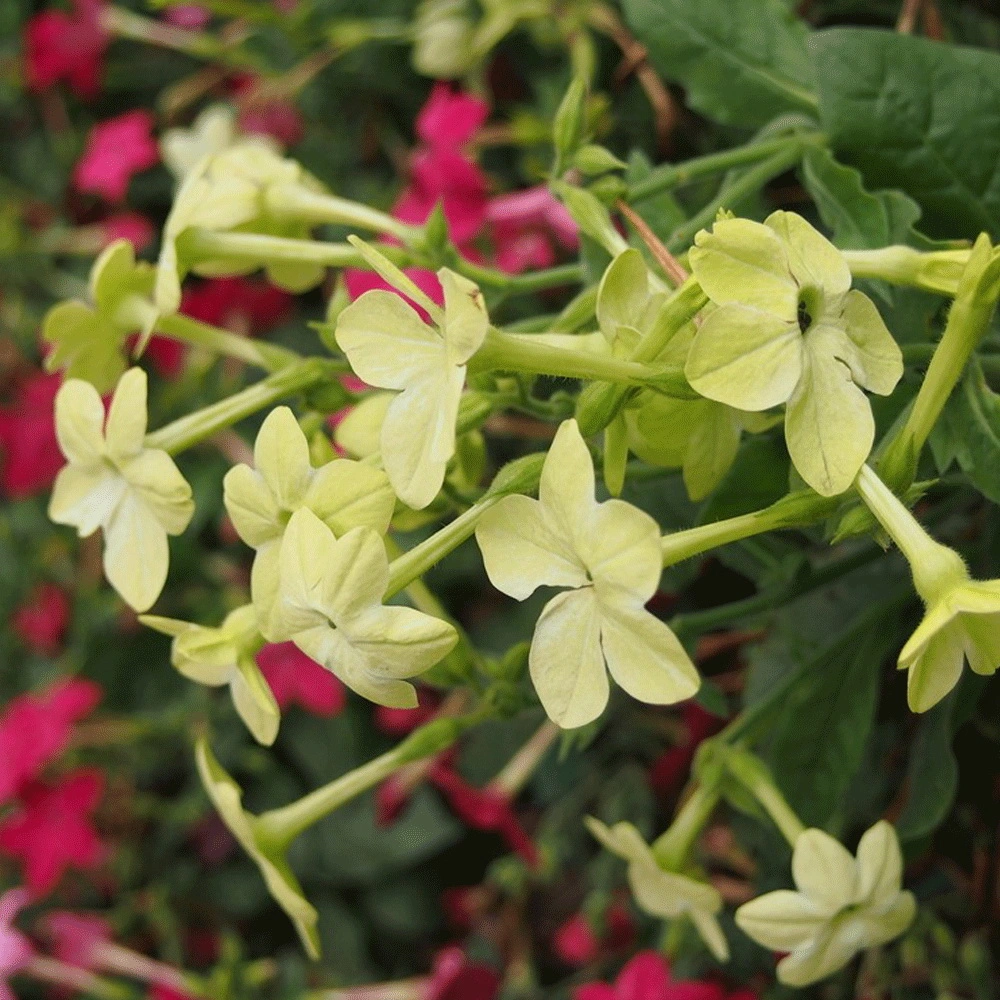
801, 147, 922, 250
623, 0, 817, 129
938, 358, 1000, 504
812, 28, 1000, 239
767, 623, 897, 827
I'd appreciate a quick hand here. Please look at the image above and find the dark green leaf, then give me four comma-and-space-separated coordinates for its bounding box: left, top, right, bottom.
812, 28, 1000, 239
623, 0, 818, 128
801, 146, 922, 250
939, 358, 1000, 503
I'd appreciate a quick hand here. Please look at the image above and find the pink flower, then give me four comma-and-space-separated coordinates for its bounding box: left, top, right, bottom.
229, 74, 305, 147
425, 946, 500, 1000
24, 0, 107, 99
256, 642, 346, 716
12, 583, 72, 657
73, 111, 160, 203
374, 691, 440, 736
416, 84, 489, 149
395, 148, 489, 245
0, 889, 34, 1000
429, 755, 538, 867
43, 911, 112, 969
0, 677, 101, 804
575, 953, 747, 1000
100, 212, 155, 253
0, 768, 105, 897
148, 986, 197, 1000
553, 904, 635, 967
0, 371, 63, 498
486, 186, 579, 275
180, 277, 292, 334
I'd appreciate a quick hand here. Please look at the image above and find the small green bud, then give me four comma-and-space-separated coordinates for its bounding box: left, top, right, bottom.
575, 381, 627, 436
574, 144, 626, 177
397, 717, 463, 764
552, 76, 587, 175
483, 452, 546, 499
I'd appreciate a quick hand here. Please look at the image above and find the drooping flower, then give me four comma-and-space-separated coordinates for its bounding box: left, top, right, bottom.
23, 0, 107, 99
12, 583, 72, 657
140, 606, 281, 746
735, 821, 915, 987
43, 239, 155, 392
0, 372, 63, 498
155, 144, 326, 314
586, 819, 728, 962
270, 509, 458, 708
855, 463, 1000, 711
0, 769, 105, 897
256, 641, 346, 717
48, 368, 195, 612
73, 111, 160, 203
222, 406, 395, 638
0, 888, 34, 1000
476, 419, 700, 728
160, 105, 251, 182
685, 211, 903, 496
0, 677, 101, 804
336, 263, 489, 508
195, 739, 319, 957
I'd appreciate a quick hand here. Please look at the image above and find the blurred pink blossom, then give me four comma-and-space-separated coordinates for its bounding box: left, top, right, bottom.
0, 371, 63, 498
12, 582, 71, 657
24, 0, 107, 99
73, 110, 160, 202
256, 642, 346, 716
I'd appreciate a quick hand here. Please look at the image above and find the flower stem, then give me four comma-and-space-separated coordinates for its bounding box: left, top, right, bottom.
660, 490, 835, 567
724, 750, 805, 847
264, 185, 417, 244
842, 245, 970, 297
456, 259, 585, 293
145, 358, 337, 455
154, 311, 300, 372
470, 328, 685, 387
651, 784, 721, 870
628, 134, 814, 204
181, 228, 399, 269
24, 956, 132, 1000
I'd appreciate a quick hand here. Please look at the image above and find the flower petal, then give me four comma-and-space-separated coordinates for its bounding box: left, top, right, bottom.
530, 588, 608, 729
440, 268, 488, 365
380, 366, 464, 510
345, 604, 458, 678
765, 210, 851, 302
690, 907, 731, 962
792, 828, 858, 913
253, 407, 312, 510
539, 419, 597, 546
315, 523, 391, 623
102, 491, 170, 612
685, 305, 802, 411
689, 217, 798, 316
904, 617, 965, 713
304, 459, 395, 537
121, 449, 195, 535
229, 655, 281, 746
54, 378, 106, 465
277, 508, 346, 618
837, 290, 903, 395
785, 332, 874, 497
596, 249, 650, 346
223, 464, 282, 547
775, 920, 861, 988
735, 889, 826, 951
599, 603, 700, 707
476, 494, 587, 600
49, 464, 123, 536
104, 368, 148, 462
585, 499, 662, 601
854, 821, 904, 908
336, 290, 444, 390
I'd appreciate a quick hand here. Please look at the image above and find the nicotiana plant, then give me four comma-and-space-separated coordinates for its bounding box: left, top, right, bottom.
39, 88, 1000, 991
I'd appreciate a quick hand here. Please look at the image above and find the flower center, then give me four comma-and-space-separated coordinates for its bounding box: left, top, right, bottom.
797, 300, 811, 334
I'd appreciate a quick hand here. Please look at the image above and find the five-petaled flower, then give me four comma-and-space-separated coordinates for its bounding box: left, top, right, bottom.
585, 818, 728, 962
140, 605, 280, 746
685, 211, 903, 497
336, 264, 489, 509
735, 821, 915, 987
476, 419, 700, 728
270, 508, 458, 708
222, 405, 395, 639
48, 367, 195, 612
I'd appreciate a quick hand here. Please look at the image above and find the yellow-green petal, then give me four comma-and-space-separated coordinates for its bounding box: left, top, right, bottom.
102, 492, 170, 612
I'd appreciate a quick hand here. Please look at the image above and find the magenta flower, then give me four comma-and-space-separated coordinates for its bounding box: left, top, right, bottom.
424, 946, 501, 1000
0, 768, 105, 896
255, 641, 346, 717
24, 0, 107, 99
0, 677, 101, 804
0, 889, 34, 1000
553, 903, 635, 967
43, 911, 112, 970
180, 277, 292, 334
575, 952, 754, 1000
0, 371, 63, 498
487, 185, 580, 274
12, 582, 71, 657
100, 212, 156, 253
73, 110, 160, 202
416, 84, 489, 149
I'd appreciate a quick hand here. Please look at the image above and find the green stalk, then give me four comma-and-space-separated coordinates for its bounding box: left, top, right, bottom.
456, 259, 585, 293
470, 328, 683, 386
628, 134, 813, 204
666, 144, 808, 252
264, 185, 417, 244
726, 752, 805, 846
154, 311, 300, 372
145, 358, 336, 455
651, 784, 720, 870
181, 228, 399, 269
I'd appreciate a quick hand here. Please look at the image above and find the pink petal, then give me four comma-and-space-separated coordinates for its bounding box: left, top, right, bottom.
416, 83, 489, 149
